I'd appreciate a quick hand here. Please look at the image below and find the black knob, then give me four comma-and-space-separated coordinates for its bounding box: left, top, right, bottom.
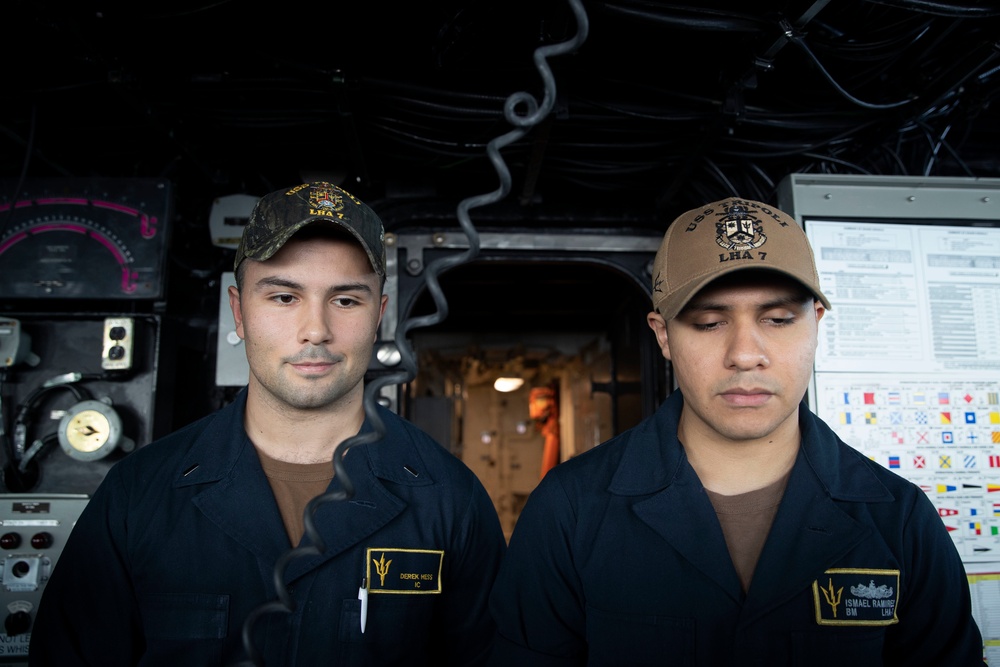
5, 610, 30, 636
30, 532, 52, 549
0, 532, 21, 549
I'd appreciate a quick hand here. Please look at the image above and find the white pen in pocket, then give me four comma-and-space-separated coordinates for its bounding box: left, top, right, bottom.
358, 577, 369, 633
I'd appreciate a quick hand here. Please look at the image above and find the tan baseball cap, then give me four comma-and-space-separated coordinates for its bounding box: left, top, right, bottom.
234, 181, 386, 277
651, 197, 831, 320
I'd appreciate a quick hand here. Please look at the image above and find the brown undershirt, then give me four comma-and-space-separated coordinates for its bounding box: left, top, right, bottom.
704, 471, 791, 593
256, 448, 335, 547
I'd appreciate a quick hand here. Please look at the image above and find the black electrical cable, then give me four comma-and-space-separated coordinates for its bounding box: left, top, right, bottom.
702, 158, 740, 197
916, 118, 978, 176
878, 142, 912, 174
13, 382, 89, 431
861, 0, 1000, 18
2, 377, 93, 493
786, 34, 914, 110
800, 151, 875, 174
600, 2, 770, 33
923, 123, 953, 175
183, 2, 983, 203
18, 431, 60, 473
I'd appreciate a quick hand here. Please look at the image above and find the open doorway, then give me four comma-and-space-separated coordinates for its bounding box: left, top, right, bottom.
392, 253, 666, 539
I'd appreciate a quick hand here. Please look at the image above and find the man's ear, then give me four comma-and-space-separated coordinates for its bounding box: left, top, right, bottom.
374, 294, 388, 342
228, 285, 245, 340
646, 311, 672, 361
813, 300, 826, 323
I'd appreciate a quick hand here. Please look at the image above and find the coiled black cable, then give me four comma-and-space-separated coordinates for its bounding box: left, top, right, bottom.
233, 1, 589, 664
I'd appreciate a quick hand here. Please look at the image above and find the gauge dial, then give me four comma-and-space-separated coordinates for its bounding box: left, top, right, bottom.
58, 400, 123, 461
0, 178, 171, 300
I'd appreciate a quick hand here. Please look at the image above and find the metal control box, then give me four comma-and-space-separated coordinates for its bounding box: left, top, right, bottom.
0, 494, 89, 664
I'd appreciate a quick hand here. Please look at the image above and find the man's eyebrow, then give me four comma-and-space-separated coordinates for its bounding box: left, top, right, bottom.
254, 276, 302, 291
683, 293, 808, 314
253, 276, 374, 294
330, 282, 375, 294
756, 294, 810, 310
681, 300, 733, 314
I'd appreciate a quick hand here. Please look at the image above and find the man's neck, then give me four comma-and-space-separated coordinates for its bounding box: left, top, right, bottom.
243, 388, 366, 464
679, 417, 800, 496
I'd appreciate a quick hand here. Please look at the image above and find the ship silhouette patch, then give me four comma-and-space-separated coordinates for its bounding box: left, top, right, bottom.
813, 568, 899, 626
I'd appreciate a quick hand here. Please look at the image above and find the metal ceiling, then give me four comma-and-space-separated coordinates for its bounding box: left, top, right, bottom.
2, 0, 998, 427
3, 0, 999, 351
4, 0, 999, 227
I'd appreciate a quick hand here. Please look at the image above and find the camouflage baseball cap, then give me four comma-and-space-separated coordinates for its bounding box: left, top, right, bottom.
651, 197, 831, 320
233, 181, 386, 277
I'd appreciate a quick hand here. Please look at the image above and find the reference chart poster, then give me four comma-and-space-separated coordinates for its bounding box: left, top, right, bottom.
806, 218, 1000, 562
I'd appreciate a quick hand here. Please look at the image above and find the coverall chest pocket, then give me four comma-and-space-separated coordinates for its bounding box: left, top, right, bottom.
585, 605, 695, 666
791, 626, 886, 666
139, 592, 229, 663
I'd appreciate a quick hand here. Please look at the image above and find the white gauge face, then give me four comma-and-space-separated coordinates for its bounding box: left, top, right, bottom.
58, 400, 123, 461
64, 410, 112, 453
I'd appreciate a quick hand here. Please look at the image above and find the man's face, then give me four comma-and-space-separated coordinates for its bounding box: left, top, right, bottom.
646, 275, 824, 446
228, 234, 387, 412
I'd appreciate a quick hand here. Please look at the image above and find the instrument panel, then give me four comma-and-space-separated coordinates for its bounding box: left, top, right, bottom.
0, 179, 172, 301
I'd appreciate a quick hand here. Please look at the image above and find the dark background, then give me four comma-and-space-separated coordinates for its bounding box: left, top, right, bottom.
2, 0, 999, 432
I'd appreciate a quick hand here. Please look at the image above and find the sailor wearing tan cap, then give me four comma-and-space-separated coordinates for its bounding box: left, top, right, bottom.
488, 198, 985, 666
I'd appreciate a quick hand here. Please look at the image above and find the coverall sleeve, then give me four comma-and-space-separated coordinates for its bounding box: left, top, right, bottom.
438, 471, 508, 666
487, 474, 587, 667
28, 467, 142, 666
884, 489, 986, 666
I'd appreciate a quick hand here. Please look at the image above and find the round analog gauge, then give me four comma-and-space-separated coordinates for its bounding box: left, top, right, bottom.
58, 400, 123, 461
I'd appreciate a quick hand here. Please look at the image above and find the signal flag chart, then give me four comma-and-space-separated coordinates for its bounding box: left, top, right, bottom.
804, 216, 1000, 562
815, 376, 1000, 561
784, 174, 1000, 662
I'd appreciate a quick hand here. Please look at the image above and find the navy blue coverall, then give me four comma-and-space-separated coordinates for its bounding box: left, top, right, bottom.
488, 391, 985, 666
29, 389, 506, 666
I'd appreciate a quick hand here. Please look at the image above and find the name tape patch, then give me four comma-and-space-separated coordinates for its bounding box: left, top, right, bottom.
813, 568, 900, 626
366, 547, 444, 594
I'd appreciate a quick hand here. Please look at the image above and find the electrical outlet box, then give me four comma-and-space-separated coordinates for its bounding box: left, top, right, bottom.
101, 317, 134, 371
